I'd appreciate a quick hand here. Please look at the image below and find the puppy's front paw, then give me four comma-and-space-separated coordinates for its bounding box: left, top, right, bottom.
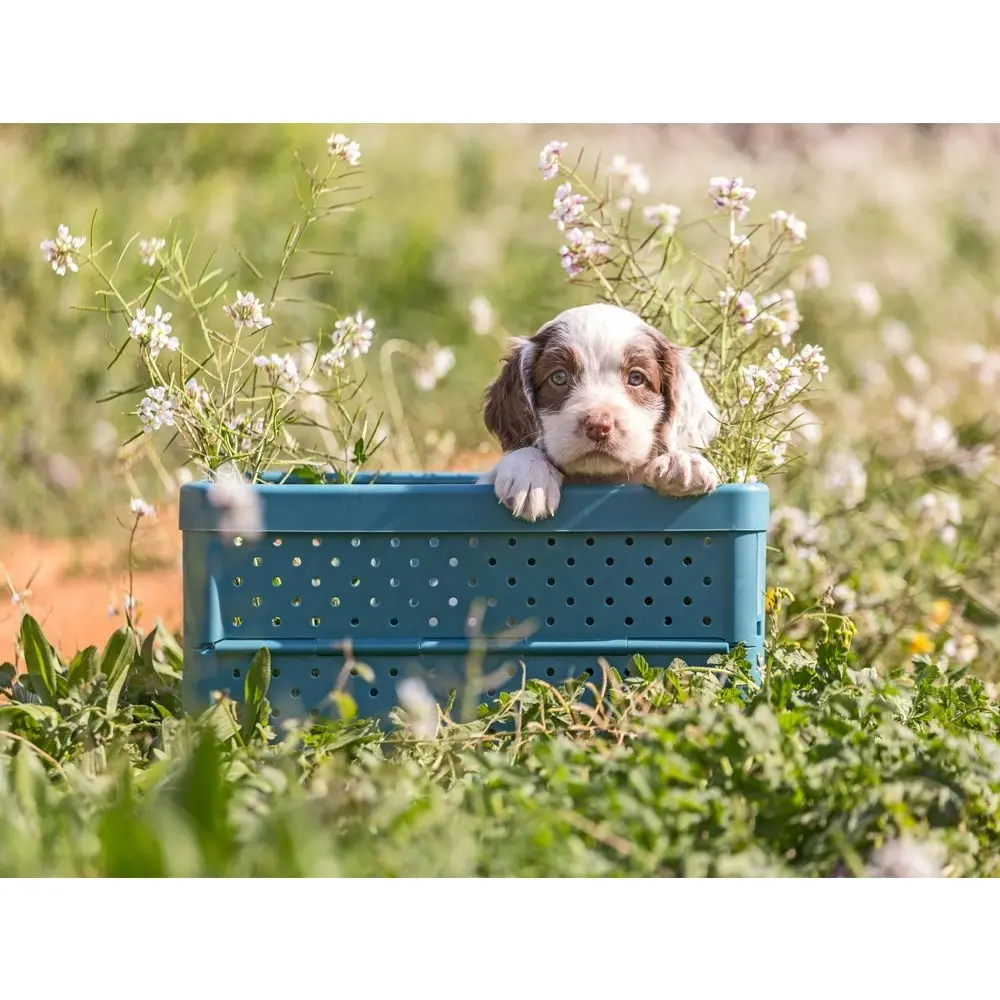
478, 447, 562, 521
645, 451, 720, 497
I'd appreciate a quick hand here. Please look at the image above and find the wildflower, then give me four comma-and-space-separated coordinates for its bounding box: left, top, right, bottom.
831, 583, 858, 615
129, 305, 179, 359
334, 311, 376, 358
880, 320, 912, 356
928, 599, 952, 629
609, 155, 650, 209
40, 224, 86, 276
797, 343, 828, 381
414, 344, 456, 391
769, 506, 824, 562
327, 132, 361, 166
852, 281, 881, 317
708, 176, 756, 220
956, 443, 995, 477
130, 497, 155, 519
253, 353, 301, 392
123, 594, 140, 615
720, 287, 757, 333
823, 451, 867, 509
733, 468, 759, 483
538, 140, 567, 181
642, 203, 681, 234
228, 413, 265, 454
548, 182, 587, 230
759, 289, 801, 343
559, 228, 611, 278
866, 838, 942, 878
914, 492, 962, 544
139, 236, 166, 266
223, 290, 272, 330
469, 296, 495, 336
908, 632, 934, 657
730, 232, 751, 256
943, 633, 978, 666
769, 210, 807, 245
396, 677, 438, 740
208, 460, 264, 543
788, 403, 822, 446
739, 364, 780, 412
902, 353, 931, 386
184, 377, 211, 410
801, 254, 831, 290
764, 588, 779, 614
137, 386, 177, 433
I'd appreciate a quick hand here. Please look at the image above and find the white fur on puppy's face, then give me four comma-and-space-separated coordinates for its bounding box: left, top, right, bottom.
535, 304, 665, 476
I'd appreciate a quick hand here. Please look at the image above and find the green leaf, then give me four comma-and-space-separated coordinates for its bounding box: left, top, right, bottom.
240, 647, 272, 743
289, 464, 325, 485
0, 702, 62, 725
330, 690, 357, 722
198, 697, 240, 743
67, 646, 100, 690
19, 614, 59, 705
100, 627, 137, 717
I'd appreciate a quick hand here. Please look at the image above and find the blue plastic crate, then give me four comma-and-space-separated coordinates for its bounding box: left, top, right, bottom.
178, 474, 769, 725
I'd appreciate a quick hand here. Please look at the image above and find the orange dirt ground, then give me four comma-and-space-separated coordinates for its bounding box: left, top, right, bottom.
0, 451, 498, 663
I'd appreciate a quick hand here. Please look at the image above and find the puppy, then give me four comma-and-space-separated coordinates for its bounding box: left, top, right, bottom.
479, 303, 720, 521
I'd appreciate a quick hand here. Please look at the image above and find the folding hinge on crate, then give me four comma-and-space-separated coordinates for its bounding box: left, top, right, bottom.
179, 473, 769, 725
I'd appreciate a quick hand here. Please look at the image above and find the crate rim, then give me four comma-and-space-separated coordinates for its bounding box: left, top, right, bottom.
178, 476, 769, 535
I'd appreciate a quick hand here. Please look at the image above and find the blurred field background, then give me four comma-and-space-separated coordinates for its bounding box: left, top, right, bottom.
3, 123, 1000, 662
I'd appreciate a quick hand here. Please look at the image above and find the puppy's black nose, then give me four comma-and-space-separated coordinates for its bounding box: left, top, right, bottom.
584, 413, 613, 442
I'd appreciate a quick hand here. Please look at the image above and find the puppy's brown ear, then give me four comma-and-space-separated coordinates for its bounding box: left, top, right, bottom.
483, 336, 540, 452
643, 323, 720, 452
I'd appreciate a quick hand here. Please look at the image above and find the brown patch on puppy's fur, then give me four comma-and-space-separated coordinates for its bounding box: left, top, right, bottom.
483, 321, 563, 451
638, 325, 683, 447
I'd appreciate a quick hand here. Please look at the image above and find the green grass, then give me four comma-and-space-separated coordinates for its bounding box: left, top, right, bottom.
1, 610, 997, 877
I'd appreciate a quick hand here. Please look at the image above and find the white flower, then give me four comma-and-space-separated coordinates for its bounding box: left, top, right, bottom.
334, 311, 376, 358
797, 344, 828, 381
559, 228, 610, 278
866, 838, 942, 878
227, 413, 265, 454
769, 505, 825, 562
788, 403, 823, 446
823, 451, 867, 509
538, 140, 567, 181
852, 282, 881, 317
139, 237, 166, 266
137, 386, 177, 433
130, 497, 156, 518
730, 232, 751, 255
708, 176, 756, 220
414, 344, 456, 391
223, 290, 272, 330
40, 224, 86, 276
759, 289, 801, 344
769, 210, 807, 245
801, 254, 831, 290
208, 460, 264, 543
184, 377, 210, 409
123, 594, 139, 615
902, 353, 931, 385
396, 677, 438, 740
469, 296, 495, 336
831, 583, 858, 616
130, 305, 179, 359
732, 468, 759, 484
253, 353, 301, 392
548, 181, 587, 230
914, 492, 962, 544
609, 155, 650, 209
327, 132, 361, 166
642, 203, 681, 234
943, 633, 978, 666
881, 320, 912, 356
720, 287, 757, 333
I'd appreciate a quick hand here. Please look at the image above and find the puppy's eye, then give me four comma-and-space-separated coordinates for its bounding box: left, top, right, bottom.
550, 370, 569, 387
627, 370, 647, 387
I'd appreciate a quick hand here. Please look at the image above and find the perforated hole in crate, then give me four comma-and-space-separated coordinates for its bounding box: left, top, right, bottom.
216, 530, 732, 640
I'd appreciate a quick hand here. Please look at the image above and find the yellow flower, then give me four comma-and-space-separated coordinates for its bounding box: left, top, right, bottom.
908, 632, 934, 657
765, 588, 778, 614
928, 599, 952, 629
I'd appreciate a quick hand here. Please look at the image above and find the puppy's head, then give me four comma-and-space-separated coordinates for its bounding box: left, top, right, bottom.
483, 303, 719, 477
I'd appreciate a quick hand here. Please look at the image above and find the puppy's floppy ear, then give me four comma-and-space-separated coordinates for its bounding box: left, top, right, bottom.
483, 335, 541, 452
644, 323, 720, 452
